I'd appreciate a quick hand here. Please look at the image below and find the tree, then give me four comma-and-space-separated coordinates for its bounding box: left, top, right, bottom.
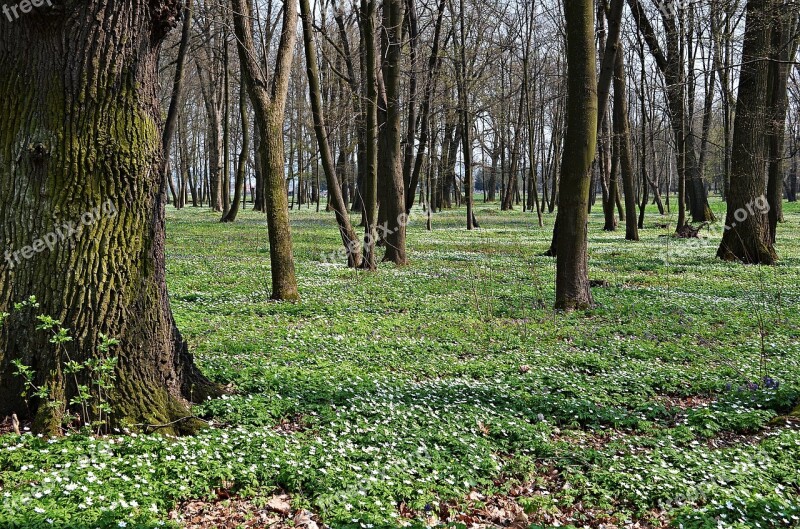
454, 0, 476, 229
0, 0, 220, 435
555, 0, 597, 310
717, 0, 778, 263
377, 0, 408, 264
359, 0, 380, 270
161, 0, 195, 211
299, 0, 362, 267
221, 73, 250, 223
612, 25, 639, 241
766, 3, 800, 242
547, 0, 621, 255
194, 5, 226, 212
405, 0, 447, 214
628, 0, 715, 229
231, 0, 300, 300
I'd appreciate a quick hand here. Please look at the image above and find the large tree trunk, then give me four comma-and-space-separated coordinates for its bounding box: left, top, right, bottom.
555, 0, 596, 310
717, 0, 778, 264
231, 0, 300, 300
0, 0, 219, 436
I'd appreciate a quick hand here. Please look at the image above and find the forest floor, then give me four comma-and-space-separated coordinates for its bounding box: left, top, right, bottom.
1, 200, 800, 529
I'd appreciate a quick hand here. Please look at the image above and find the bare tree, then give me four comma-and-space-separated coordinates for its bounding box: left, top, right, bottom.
231, 0, 300, 299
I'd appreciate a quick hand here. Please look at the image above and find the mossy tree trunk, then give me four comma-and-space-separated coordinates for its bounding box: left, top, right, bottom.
717, 0, 778, 264
0, 0, 220, 435
230, 0, 300, 300
555, 0, 596, 310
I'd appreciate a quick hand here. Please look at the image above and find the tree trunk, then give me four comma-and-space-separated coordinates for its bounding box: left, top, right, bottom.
605, 116, 619, 231
359, 0, 379, 270
788, 130, 798, 201
378, 0, 408, 264
0, 0, 220, 435
556, 0, 596, 310
766, 5, 799, 242
299, 0, 362, 267
717, 0, 778, 264
407, 0, 447, 213
221, 78, 250, 223
231, 0, 300, 300
613, 35, 639, 241
627, 0, 715, 228
253, 122, 266, 212
455, 0, 476, 229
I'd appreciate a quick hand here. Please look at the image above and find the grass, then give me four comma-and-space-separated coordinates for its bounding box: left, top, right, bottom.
1, 199, 799, 529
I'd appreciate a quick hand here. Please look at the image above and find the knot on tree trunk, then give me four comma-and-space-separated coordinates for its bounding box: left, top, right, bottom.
149, 0, 182, 42
675, 222, 708, 239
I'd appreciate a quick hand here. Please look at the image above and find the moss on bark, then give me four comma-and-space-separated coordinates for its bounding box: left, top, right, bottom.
0, 1, 222, 436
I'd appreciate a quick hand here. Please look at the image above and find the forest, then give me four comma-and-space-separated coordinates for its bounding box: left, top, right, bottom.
0, 0, 799, 527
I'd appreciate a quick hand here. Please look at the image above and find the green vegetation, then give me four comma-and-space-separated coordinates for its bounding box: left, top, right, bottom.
1, 202, 799, 528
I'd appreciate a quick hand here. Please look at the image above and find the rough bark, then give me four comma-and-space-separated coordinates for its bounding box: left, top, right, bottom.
0, 0, 220, 435
555, 0, 596, 310
378, 0, 408, 265
717, 0, 778, 264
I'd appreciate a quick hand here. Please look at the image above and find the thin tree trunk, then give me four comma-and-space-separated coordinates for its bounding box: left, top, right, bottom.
231, 0, 300, 299
613, 37, 639, 241
221, 78, 250, 223
299, 0, 362, 267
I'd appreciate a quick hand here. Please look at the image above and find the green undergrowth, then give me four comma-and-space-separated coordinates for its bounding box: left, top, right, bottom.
1, 200, 799, 528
